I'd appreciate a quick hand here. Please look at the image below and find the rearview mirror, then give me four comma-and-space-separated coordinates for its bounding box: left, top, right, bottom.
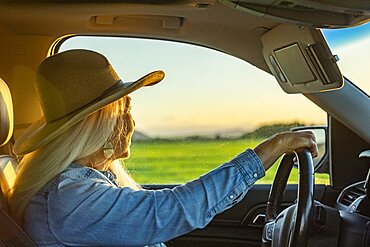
291, 126, 328, 172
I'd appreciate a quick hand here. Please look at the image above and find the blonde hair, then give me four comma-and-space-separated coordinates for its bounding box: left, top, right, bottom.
8, 97, 139, 221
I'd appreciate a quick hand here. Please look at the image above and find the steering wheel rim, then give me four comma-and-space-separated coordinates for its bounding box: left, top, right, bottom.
262, 149, 315, 247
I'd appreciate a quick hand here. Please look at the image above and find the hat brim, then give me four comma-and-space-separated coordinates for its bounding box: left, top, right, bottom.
13, 70, 165, 155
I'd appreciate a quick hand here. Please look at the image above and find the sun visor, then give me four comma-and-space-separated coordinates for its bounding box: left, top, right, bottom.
261, 24, 343, 94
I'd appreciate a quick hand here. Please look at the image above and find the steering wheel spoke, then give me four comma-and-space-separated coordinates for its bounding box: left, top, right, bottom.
262, 221, 275, 243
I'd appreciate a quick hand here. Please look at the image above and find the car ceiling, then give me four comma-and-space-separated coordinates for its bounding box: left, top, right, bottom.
0, 0, 368, 71
0, 1, 278, 71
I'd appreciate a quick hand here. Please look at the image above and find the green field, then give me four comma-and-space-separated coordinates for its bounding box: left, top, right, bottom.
125, 139, 330, 185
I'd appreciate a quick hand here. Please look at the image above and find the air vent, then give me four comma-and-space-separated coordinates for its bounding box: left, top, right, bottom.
338, 182, 366, 206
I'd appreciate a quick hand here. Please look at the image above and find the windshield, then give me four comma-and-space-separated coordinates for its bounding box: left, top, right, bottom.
322, 22, 370, 95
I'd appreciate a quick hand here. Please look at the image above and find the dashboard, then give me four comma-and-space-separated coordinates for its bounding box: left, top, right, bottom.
329, 150, 370, 246
336, 149, 370, 218
336, 180, 370, 217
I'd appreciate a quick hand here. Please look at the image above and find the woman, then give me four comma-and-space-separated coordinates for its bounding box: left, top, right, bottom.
8, 50, 317, 246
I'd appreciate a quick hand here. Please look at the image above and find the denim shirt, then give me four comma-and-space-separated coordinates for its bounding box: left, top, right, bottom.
24, 149, 265, 246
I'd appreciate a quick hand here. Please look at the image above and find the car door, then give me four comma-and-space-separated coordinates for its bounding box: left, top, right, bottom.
153, 183, 329, 247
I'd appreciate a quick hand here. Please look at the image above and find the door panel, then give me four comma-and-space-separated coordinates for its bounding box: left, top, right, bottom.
146, 184, 327, 246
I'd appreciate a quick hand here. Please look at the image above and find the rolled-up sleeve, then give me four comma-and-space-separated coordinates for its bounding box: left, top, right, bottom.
47, 149, 265, 246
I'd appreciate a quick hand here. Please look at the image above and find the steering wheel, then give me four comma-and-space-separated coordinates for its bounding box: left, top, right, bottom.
262, 149, 314, 247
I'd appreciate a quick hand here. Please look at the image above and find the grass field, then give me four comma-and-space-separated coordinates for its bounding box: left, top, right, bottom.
125, 139, 330, 185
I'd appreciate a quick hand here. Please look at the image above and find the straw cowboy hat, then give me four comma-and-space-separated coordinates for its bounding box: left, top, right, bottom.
13, 49, 165, 155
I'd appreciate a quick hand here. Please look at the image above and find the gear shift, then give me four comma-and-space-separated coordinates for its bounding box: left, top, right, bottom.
365, 169, 370, 199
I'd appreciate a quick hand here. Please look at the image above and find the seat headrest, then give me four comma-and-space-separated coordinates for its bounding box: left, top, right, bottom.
0, 78, 14, 147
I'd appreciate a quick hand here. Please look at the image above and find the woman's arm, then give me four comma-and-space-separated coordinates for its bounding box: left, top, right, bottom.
44, 131, 317, 246
46, 149, 264, 246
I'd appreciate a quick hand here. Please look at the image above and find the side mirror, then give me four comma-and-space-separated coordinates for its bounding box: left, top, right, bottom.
291, 126, 328, 172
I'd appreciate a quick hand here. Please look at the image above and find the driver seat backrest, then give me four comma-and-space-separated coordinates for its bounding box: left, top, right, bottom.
0, 76, 15, 213
0, 77, 38, 246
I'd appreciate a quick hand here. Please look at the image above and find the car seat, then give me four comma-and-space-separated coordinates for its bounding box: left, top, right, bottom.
0, 77, 37, 246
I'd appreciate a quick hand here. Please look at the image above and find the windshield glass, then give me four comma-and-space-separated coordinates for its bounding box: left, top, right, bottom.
322, 22, 370, 95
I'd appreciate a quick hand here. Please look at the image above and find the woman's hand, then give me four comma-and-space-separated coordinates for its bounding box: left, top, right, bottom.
254, 131, 318, 171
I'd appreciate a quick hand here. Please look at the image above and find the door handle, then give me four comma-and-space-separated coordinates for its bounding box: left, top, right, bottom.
250, 214, 266, 227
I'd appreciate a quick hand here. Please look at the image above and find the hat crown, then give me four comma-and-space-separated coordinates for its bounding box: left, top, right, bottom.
36, 50, 120, 122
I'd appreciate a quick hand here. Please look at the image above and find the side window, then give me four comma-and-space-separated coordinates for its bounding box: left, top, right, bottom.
59, 37, 328, 184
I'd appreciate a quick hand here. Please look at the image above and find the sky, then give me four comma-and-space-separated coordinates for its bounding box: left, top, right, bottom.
321, 23, 370, 48
60, 23, 370, 138
321, 25, 370, 95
